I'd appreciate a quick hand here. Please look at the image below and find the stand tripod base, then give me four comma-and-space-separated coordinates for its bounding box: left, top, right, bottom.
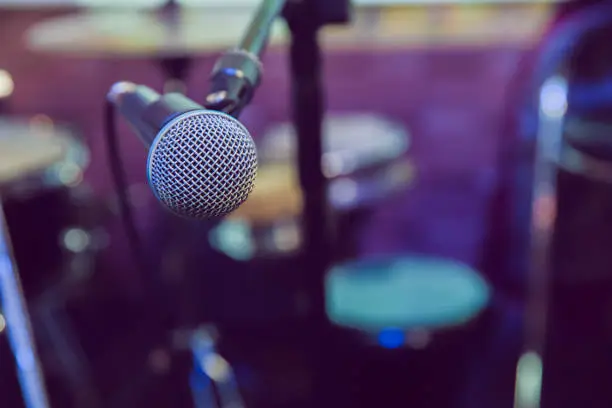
190, 327, 245, 408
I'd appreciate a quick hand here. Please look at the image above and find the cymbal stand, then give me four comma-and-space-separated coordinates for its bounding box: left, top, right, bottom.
283, 0, 329, 325
281, 0, 349, 325
0, 202, 51, 408
157, 0, 191, 93
282, 1, 348, 406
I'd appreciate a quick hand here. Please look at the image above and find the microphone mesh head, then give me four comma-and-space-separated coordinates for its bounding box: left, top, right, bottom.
147, 110, 257, 220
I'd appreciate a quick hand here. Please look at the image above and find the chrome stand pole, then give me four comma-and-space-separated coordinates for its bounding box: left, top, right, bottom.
0, 201, 51, 408
190, 327, 245, 408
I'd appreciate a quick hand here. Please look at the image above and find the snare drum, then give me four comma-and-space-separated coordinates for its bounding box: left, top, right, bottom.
210, 114, 414, 259
0, 119, 92, 299
326, 256, 491, 346
326, 256, 491, 407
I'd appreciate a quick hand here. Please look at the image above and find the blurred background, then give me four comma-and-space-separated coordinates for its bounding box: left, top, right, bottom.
0, 0, 609, 407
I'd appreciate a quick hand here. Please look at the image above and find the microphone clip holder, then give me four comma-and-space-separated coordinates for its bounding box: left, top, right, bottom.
203, 0, 349, 118
205, 49, 263, 117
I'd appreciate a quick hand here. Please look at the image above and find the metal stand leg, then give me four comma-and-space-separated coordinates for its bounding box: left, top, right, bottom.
0, 203, 51, 408
190, 327, 245, 408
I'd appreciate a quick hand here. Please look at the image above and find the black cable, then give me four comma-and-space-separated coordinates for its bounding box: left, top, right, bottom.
103, 99, 150, 296
103, 102, 218, 408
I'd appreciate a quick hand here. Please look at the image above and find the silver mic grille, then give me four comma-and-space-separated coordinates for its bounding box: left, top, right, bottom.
147, 110, 257, 220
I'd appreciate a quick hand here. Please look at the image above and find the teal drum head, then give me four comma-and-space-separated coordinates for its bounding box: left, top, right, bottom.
326, 256, 491, 346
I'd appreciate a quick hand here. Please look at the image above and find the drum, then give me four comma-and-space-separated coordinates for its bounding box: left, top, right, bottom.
326, 256, 490, 346
0, 119, 93, 299
325, 256, 491, 407
209, 114, 414, 260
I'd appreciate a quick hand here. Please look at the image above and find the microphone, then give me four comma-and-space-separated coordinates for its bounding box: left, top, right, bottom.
107, 81, 258, 220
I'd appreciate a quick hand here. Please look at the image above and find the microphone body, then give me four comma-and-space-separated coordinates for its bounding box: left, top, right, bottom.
108, 82, 258, 220
108, 82, 202, 147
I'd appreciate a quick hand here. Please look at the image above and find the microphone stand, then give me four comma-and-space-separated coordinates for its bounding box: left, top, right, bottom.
204, 0, 287, 116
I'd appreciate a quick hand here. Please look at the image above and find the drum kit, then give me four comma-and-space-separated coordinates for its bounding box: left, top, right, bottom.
0, 2, 507, 408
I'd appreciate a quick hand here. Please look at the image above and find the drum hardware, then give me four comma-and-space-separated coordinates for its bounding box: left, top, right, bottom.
0, 209, 51, 408
190, 326, 246, 408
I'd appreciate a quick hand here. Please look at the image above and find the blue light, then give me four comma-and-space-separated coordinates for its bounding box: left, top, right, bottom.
377, 328, 405, 349
222, 68, 239, 77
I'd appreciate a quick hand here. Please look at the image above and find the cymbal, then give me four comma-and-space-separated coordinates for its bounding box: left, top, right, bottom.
25, 2, 552, 57
25, 8, 288, 58
0, 120, 72, 186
